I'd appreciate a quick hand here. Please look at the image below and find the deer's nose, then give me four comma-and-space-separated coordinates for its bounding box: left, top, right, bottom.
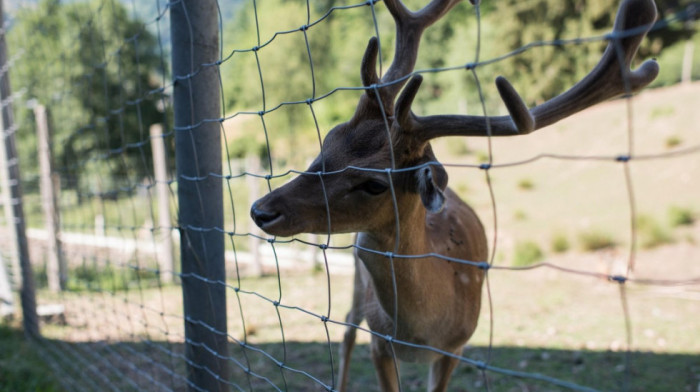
250, 201, 281, 228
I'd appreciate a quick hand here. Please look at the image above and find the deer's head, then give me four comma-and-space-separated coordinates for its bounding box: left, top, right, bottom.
250, 0, 659, 238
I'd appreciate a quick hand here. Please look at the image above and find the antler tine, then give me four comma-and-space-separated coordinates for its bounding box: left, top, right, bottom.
363, 0, 463, 110
402, 0, 659, 141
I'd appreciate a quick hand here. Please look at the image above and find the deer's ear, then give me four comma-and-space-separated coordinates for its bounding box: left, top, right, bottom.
417, 164, 448, 213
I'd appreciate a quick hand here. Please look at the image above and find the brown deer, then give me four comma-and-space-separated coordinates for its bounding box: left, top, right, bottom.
250, 0, 658, 390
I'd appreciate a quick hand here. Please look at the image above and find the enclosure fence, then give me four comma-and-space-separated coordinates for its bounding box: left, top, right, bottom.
1, 0, 699, 391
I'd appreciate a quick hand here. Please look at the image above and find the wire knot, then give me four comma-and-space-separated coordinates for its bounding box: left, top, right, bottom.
299, 24, 308, 32
258, 110, 265, 116
267, 237, 275, 244
610, 275, 627, 283
273, 300, 280, 307
320, 315, 328, 322
616, 155, 631, 162
477, 262, 491, 270
319, 244, 328, 250
479, 163, 491, 170
384, 334, 394, 343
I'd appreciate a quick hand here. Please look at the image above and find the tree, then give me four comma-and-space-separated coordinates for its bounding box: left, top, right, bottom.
8, 0, 167, 198
490, 0, 697, 105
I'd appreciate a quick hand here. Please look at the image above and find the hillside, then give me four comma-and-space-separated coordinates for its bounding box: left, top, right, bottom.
431, 81, 700, 267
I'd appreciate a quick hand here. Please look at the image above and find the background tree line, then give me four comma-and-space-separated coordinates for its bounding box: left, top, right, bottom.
220, 0, 698, 166
5, 0, 699, 200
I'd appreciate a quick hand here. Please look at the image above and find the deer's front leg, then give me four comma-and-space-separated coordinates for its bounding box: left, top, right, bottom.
427, 349, 461, 392
338, 257, 366, 392
371, 336, 400, 392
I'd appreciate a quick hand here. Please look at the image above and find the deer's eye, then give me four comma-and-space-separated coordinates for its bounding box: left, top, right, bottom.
356, 180, 389, 196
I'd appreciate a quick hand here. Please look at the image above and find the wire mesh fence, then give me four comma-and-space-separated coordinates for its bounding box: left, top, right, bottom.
1, 0, 699, 391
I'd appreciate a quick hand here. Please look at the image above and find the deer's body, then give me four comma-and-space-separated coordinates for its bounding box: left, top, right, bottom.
250, 0, 658, 390
344, 188, 487, 390
354, 187, 486, 358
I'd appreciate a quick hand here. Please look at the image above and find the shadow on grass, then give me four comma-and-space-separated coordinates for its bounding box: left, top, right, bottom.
17, 333, 698, 392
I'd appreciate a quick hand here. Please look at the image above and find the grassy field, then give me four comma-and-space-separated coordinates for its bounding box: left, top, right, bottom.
3, 83, 700, 391
4, 259, 699, 391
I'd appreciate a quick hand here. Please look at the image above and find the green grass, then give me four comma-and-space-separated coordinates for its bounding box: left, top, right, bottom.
0, 324, 64, 392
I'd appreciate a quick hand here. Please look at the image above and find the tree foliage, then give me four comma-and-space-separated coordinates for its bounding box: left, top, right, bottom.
8, 0, 166, 197
220, 0, 695, 165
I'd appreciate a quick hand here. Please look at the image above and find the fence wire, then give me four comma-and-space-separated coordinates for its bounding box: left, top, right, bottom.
1, 0, 699, 391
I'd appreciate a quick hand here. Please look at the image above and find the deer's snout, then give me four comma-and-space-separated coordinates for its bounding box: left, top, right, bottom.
250, 200, 282, 229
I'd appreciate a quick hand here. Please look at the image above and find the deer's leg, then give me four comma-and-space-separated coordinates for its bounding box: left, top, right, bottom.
427, 350, 460, 392
338, 258, 366, 392
370, 336, 401, 392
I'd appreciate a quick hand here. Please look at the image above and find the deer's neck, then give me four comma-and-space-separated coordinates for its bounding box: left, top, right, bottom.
357, 197, 428, 263
355, 197, 433, 314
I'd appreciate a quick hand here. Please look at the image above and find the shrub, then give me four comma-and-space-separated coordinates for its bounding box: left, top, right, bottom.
649, 105, 675, 119
447, 140, 471, 156
476, 151, 490, 163
513, 241, 544, 267
551, 234, 570, 253
514, 210, 528, 221
637, 215, 674, 249
517, 178, 535, 191
665, 135, 682, 149
579, 229, 617, 251
668, 205, 695, 227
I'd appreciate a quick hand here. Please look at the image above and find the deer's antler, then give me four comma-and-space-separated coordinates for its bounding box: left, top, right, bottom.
394, 0, 659, 140
362, 0, 464, 113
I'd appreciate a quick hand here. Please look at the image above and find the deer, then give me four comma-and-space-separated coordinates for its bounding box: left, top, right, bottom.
250, 0, 658, 390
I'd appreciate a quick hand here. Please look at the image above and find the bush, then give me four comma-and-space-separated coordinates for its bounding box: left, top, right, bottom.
579, 229, 617, 251
447, 140, 471, 156
551, 234, 570, 253
665, 135, 682, 149
668, 205, 695, 227
513, 241, 544, 267
513, 210, 528, 221
517, 178, 535, 191
637, 215, 674, 249
476, 151, 490, 163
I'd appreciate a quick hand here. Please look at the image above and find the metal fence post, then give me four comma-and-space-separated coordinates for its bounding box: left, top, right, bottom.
0, 0, 38, 337
170, 1, 230, 390
35, 104, 66, 291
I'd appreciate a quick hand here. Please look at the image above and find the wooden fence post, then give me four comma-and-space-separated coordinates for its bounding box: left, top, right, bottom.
0, 0, 38, 337
0, 253, 13, 318
246, 154, 263, 276
150, 124, 174, 284
35, 105, 66, 291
